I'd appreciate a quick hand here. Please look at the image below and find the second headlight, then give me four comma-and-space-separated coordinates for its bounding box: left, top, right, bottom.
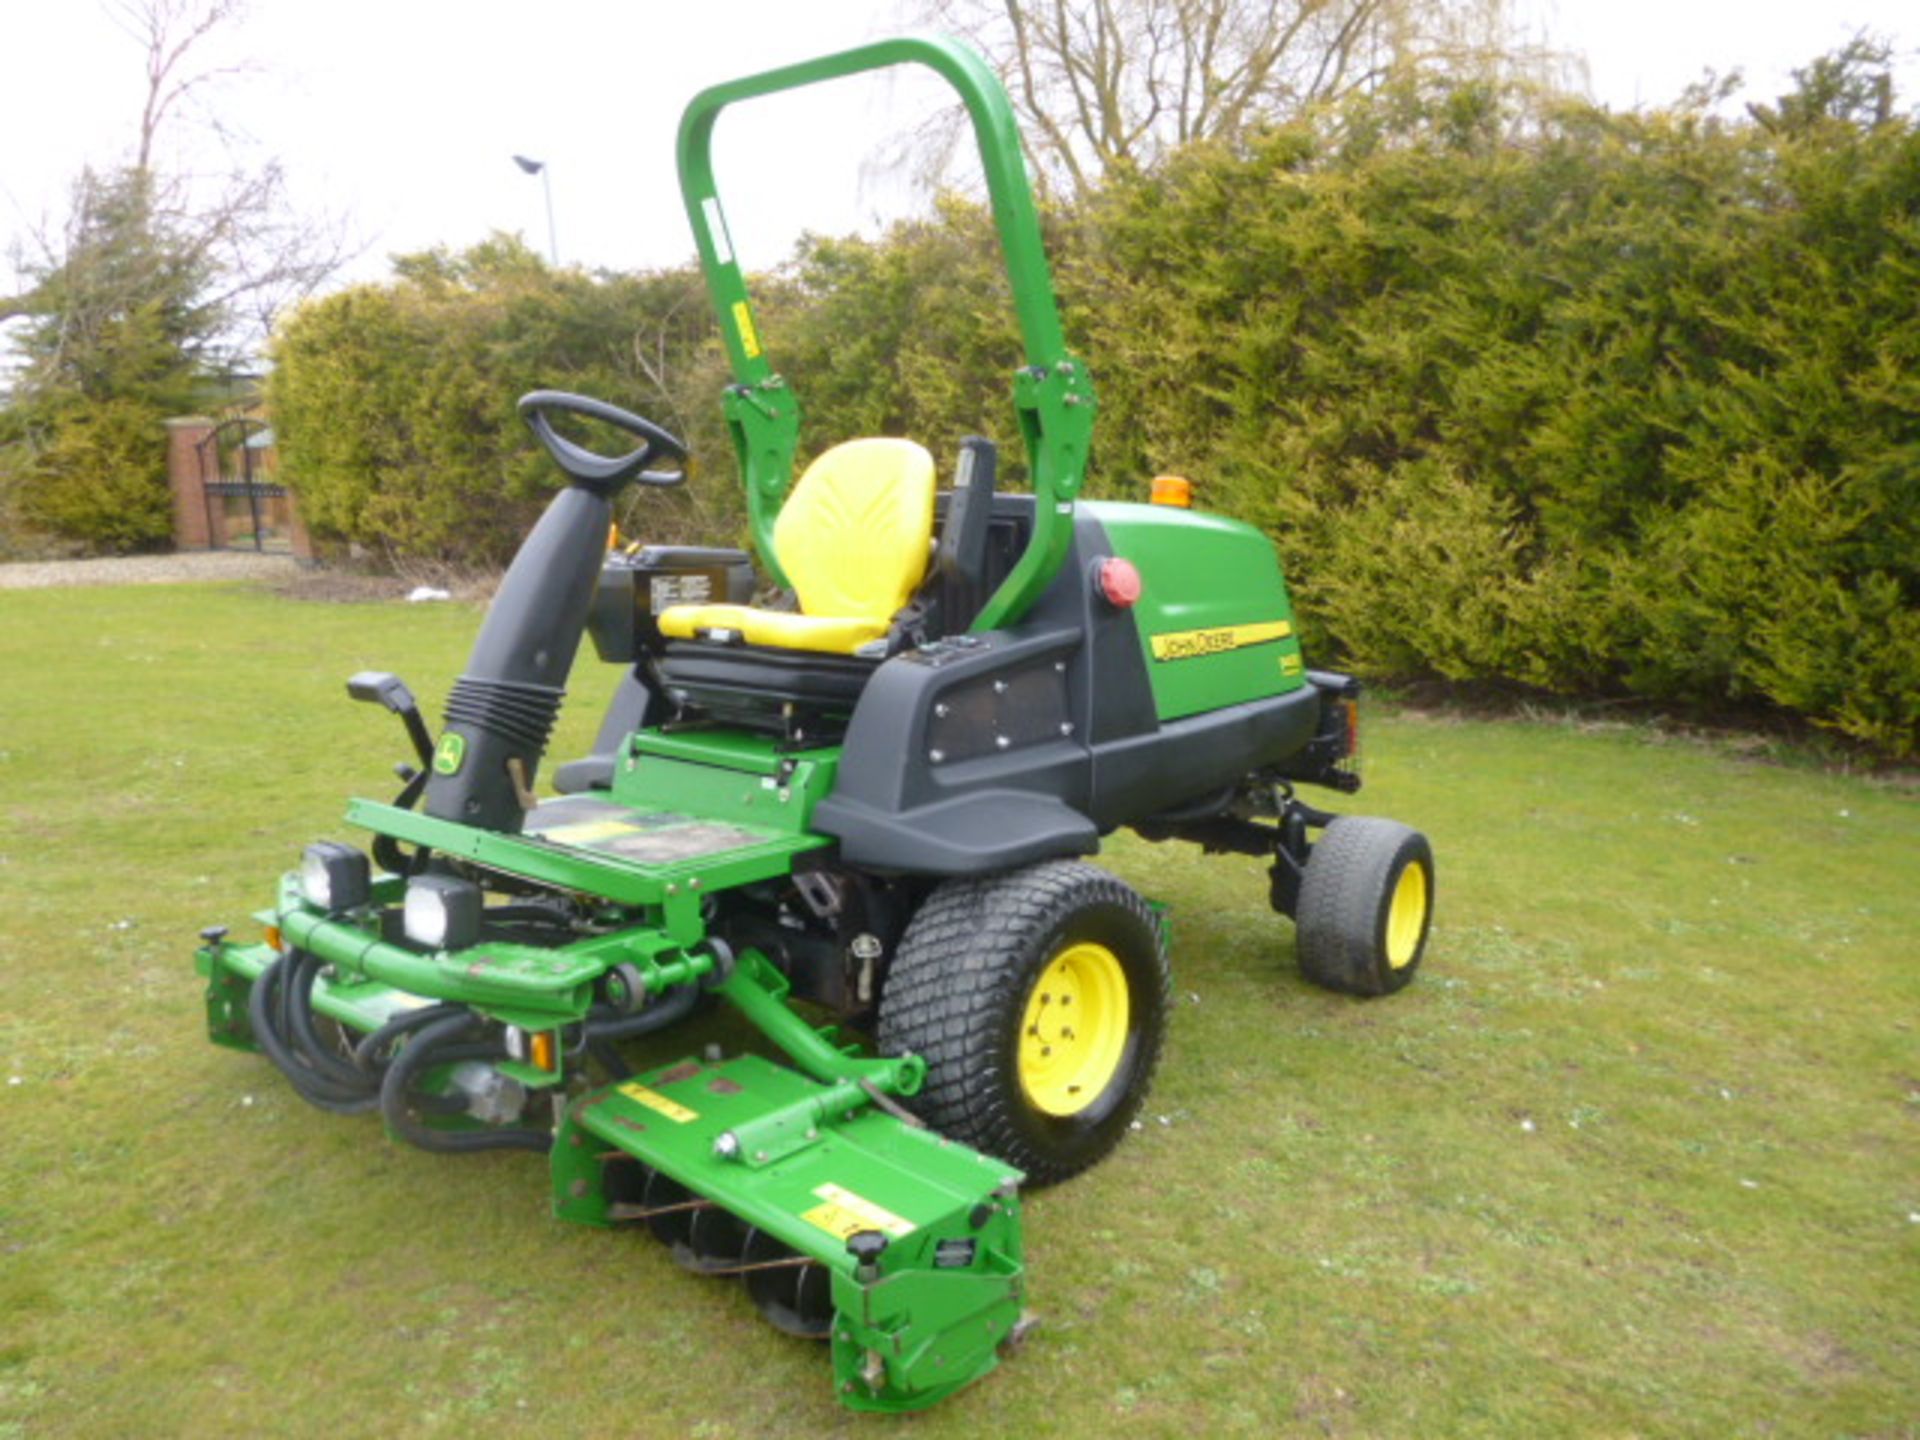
403, 873, 482, 950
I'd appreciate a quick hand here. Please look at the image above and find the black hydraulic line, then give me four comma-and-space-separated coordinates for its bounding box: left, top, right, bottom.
566, 982, 705, 1079
581, 981, 701, 1043
286, 953, 383, 1095
378, 1012, 552, 1154
479, 902, 574, 926
247, 954, 368, 1110
246, 954, 382, 1115
351, 1001, 469, 1072
584, 1039, 633, 1080
273, 957, 381, 1112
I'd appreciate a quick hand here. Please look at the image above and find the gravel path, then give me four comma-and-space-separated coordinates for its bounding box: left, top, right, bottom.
0, 551, 301, 590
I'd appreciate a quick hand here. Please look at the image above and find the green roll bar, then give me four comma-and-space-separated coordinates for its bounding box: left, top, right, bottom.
676, 34, 1097, 630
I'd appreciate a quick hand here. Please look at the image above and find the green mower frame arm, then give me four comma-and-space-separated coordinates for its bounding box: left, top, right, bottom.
676, 33, 1097, 629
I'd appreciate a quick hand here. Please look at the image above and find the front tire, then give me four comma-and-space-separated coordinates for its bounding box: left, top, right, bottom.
1296, 817, 1435, 996
877, 861, 1169, 1186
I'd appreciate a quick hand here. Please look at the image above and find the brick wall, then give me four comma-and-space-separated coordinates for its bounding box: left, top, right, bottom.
163, 414, 312, 559
164, 416, 215, 549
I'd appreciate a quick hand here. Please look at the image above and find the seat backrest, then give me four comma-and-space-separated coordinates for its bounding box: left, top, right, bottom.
774, 438, 936, 623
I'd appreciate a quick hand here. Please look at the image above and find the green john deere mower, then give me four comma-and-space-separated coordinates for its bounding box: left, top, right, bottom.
195, 35, 1434, 1412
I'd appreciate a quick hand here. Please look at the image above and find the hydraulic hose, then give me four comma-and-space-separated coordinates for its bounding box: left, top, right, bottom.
352, 1001, 469, 1073
583, 980, 702, 1043
572, 980, 705, 1080
378, 1012, 553, 1155
247, 954, 381, 1115
285, 952, 383, 1095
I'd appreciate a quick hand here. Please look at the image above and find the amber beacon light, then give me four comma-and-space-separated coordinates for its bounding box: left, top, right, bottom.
1150, 475, 1193, 507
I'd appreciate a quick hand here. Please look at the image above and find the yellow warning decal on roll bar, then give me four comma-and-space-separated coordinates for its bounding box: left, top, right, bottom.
732, 300, 762, 359
1149, 619, 1292, 661
800, 1182, 916, 1241
618, 1082, 697, 1124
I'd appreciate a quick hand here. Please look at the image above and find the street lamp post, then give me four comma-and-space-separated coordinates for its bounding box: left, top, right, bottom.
512, 154, 559, 266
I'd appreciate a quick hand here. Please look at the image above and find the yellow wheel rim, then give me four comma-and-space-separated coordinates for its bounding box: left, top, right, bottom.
1385, 861, 1429, 969
1017, 941, 1130, 1117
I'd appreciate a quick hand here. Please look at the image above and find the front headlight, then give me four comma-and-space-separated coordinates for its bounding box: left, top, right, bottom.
403, 874, 482, 951
299, 841, 369, 912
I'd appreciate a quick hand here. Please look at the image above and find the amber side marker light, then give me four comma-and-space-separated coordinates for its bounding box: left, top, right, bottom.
1150, 475, 1192, 507
530, 1030, 558, 1073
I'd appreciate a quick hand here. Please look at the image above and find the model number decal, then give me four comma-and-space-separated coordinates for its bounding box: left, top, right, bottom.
1149, 619, 1292, 661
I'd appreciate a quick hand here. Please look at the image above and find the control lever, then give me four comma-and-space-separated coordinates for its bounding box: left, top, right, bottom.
347, 670, 436, 769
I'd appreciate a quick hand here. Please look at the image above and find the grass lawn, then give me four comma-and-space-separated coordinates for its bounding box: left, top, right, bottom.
2, 581, 1915, 1439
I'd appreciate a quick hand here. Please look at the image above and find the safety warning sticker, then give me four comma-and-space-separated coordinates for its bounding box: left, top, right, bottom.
800, 1182, 916, 1242
618, 1082, 697, 1124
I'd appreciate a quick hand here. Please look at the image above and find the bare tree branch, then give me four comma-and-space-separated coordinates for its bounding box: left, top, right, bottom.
917, 0, 1537, 197
5, 0, 349, 401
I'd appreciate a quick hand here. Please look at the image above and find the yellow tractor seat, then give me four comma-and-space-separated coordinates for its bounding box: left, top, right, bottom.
658, 437, 936, 656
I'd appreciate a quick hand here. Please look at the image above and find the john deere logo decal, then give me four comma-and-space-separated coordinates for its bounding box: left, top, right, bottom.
432, 732, 466, 776
1150, 619, 1292, 661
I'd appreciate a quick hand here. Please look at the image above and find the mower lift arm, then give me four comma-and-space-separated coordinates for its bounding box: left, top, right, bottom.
677, 33, 1096, 626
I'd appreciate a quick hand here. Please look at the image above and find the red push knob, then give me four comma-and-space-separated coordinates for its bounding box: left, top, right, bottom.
1099, 557, 1142, 608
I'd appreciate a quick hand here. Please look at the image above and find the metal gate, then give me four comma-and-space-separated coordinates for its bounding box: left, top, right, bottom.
196, 417, 290, 552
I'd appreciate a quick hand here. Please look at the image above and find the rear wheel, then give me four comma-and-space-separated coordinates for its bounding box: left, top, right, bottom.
877, 860, 1169, 1186
1296, 817, 1435, 996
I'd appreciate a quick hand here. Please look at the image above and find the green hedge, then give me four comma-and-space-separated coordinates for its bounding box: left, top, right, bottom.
267, 59, 1918, 754
268, 236, 739, 567
2, 397, 174, 553
1064, 68, 1920, 754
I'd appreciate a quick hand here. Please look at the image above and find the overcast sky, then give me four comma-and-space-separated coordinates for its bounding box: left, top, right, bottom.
2, 0, 1914, 299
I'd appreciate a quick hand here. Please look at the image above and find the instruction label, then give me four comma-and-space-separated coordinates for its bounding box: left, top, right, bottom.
650, 573, 712, 609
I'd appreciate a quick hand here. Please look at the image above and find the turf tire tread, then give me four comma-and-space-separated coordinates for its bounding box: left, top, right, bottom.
1295, 816, 1428, 996
877, 860, 1168, 1186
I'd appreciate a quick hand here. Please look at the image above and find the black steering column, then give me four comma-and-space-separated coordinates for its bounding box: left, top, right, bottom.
422, 391, 686, 834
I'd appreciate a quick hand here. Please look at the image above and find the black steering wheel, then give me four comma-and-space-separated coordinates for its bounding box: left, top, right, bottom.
517, 390, 688, 493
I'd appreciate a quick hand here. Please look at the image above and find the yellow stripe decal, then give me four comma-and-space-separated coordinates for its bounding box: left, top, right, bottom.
540, 819, 643, 846
800, 1183, 917, 1242
618, 1082, 697, 1124
1149, 619, 1292, 661
731, 300, 761, 359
